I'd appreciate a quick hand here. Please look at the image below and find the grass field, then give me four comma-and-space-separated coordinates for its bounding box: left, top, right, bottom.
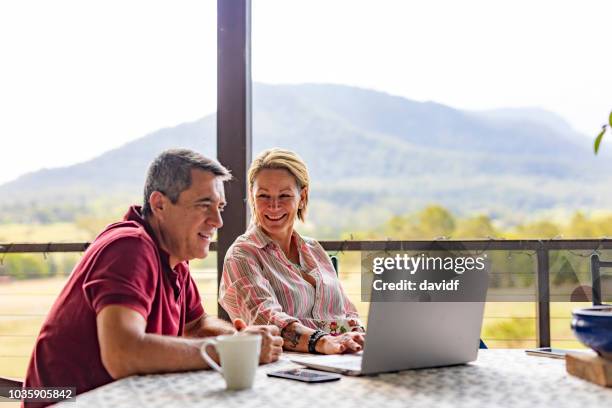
0, 270, 587, 381
0, 223, 93, 243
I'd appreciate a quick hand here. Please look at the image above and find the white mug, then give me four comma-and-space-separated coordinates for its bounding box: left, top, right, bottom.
200, 333, 261, 390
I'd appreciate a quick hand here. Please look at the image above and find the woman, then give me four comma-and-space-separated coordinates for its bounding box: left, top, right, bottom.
219, 148, 364, 354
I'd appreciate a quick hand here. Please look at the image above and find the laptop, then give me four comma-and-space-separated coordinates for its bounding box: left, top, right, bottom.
291, 300, 487, 376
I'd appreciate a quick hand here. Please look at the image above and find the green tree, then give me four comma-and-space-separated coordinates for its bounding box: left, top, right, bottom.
593, 215, 612, 236
514, 221, 560, 239
382, 205, 456, 239
384, 215, 412, 238
417, 205, 456, 238
2, 254, 50, 280
454, 215, 498, 239
21, 255, 49, 278
565, 212, 597, 238
2, 256, 25, 279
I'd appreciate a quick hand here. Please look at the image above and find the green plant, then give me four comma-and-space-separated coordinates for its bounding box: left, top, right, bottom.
594, 110, 612, 154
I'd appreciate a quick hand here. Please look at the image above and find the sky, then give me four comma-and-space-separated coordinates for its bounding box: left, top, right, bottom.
1, 0, 611, 185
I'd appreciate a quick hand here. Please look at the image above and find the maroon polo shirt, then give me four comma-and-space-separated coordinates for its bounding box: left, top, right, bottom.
23, 206, 204, 407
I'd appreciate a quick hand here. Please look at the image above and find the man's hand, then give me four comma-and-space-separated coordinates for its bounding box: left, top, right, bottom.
233, 319, 283, 364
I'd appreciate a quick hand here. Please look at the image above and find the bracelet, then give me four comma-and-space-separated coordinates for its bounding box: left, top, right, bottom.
308, 330, 327, 354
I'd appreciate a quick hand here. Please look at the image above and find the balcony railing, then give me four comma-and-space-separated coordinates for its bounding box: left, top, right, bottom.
2, 238, 611, 349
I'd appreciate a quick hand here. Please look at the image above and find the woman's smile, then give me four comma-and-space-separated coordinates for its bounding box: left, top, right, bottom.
265, 213, 287, 222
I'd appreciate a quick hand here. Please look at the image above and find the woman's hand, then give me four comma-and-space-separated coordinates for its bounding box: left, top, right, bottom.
316, 332, 365, 354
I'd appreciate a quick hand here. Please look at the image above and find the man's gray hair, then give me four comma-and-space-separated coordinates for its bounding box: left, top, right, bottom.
142, 149, 231, 216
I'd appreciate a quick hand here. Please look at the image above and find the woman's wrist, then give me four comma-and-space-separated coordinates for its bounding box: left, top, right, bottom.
308, 330, 327, 354
314, 334, 330, 354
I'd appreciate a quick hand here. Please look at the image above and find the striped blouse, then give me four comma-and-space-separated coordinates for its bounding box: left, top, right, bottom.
219, 226, 363, 334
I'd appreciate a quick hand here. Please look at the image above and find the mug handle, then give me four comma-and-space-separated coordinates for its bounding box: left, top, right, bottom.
200, 338, 223, 374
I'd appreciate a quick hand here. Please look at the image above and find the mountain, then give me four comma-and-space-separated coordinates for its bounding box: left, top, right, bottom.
472, 107, 579, 139
1, 83, 610, 231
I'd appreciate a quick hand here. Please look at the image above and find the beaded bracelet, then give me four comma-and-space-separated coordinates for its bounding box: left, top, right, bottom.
308, 330, 327, 354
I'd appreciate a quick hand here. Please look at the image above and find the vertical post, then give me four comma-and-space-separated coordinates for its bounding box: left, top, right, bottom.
217, 0, 252, 320
590, 254, 601, 306
535, 248, 551, 347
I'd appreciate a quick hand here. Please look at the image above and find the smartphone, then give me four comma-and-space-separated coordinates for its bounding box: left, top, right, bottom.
525, 347, 569, 359
267, 368, 341, 383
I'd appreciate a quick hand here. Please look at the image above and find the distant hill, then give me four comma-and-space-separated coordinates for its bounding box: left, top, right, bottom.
1, 83, 610, 232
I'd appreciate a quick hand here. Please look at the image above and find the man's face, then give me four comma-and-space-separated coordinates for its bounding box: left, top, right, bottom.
156, 169, 226, 265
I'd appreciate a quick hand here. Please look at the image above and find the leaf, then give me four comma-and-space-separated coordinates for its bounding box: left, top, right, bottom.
609, 110, 612, 127
594, 125, 607, 154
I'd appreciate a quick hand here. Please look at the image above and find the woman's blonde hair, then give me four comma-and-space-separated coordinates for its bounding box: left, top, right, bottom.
248, 148, 310, 222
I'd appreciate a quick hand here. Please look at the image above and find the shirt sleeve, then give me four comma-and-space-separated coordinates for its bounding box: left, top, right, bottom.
219, 249, 298, 330
82, 236, 158, 319
185, 273, 205, 323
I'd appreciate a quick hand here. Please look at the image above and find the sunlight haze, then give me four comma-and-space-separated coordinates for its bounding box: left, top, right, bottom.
0, 0, 611, 184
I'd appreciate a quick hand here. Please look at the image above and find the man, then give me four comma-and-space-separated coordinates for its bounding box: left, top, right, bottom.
23, 149, 283, 406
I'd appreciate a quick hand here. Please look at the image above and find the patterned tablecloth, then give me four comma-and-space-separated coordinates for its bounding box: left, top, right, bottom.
54, 350, 611, 408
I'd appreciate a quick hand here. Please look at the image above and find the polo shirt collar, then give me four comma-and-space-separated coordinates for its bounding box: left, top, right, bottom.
124, 206, 168, 261
123, 205, 183, 285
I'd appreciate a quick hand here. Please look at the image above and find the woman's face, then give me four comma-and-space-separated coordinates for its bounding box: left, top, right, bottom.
252, 168, 306, 241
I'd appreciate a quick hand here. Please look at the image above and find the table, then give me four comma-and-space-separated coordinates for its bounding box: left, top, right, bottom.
54, 350, 612, 408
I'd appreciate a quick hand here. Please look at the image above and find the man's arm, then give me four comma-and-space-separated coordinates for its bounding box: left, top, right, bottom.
97, 305, 213, 379
98, 305, 284, 379
183, 314, 235, 338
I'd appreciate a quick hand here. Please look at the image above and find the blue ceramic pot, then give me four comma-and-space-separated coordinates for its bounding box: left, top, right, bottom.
571, 305, 612, 360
